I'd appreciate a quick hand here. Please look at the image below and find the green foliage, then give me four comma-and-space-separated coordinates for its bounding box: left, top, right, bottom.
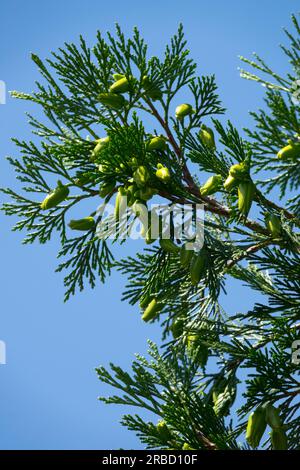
2, 17, 300, 449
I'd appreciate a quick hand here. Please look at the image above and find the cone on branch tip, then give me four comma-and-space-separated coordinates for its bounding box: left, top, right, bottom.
270, 428, 288, 450
199, 124, 216, 150
175, 103, 195, 120
246, 407, 267, 448
223, 174, 237, 192
180, 243, 194, 267
98, 92, 125, 109
91, 136, 110, 159
99, 181, 115, 198
190, 249, 207, 285
109, 76, 131, 94
68, 217, 95, 231
200, 174, 222, 196
159, 238, 180, 253
142, 298, 161, 322
133, 165, 150, 187
263, 403, 283, 429
40, 181, 69, 210
265, 214, 282, 238
170, 318, 184, 339
277, 140, 300, 160
238, 180, 255, 217
146, 135, 167, 151
156, 164, 171, 183
156, 420, 173, 442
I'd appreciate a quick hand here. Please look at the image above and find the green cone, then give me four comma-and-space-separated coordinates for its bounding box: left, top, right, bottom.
263, 403, 283, 429
40, 181, 69, 210
98, 92, 125, 109
133, 166, 150, 187
156, 166, 170, 183
277, 141, 300, 160
92, 136, 110, 159
229, 161, 249, 180
190, 249, 207, 285
180, 243, 194, 267
109, 76, 130, 94
170, 318, 184, 339
223, 174, 237, 191
265, 214, 282, 238
199, 124, 216, 150
156, 420, 172, 442
142, 76, 162, 101
238, 180, 255, 217
159, 238, 180, 253
246, 407, 267, 448
200, 174, 222, 196
142, 298, 161, 322
68, 217, 95, 231
270, 428, 288, 450
175, 103, 194, 120
99, 180, 115, 198
147, 135, 167, 151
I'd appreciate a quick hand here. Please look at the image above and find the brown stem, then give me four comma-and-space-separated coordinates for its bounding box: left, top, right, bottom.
143, 100, 269, 236
145, 98, 182, 157
196, 430, 218, 450
256, 189, 299, 223
226, 240, 275, 269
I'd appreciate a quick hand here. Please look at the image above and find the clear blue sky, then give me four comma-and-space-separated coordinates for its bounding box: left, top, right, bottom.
0, 0, 297, 450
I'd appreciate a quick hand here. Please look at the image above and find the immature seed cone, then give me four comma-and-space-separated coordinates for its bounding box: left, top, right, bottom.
137, 187, 157, 202
277, 141, 300, 160
68, 217, 95, 231
263, 403, 283, 429
99, 181, 115, 198
229, 161, 249, 180
265, 214, 282, 238
133, 165, 150, 187
182, 443, 196, 450
98, 92, 125, 109
74, 173, 91, 187
156, 420, 172, 442
139, 293, 152, 310
238, 180, 255, 217
114, 187, 128, 220
212, 377, 228, 406
270, 428, 288, 450
147, 135, 167, 151
213, 380, 236, 417
92, 136, 110, 159
246, 407, 267, 449
223, 174, 237, 192
200, 174, 222, 196
187, 334, 209, 368
142, 298, 161, 322
156, 166, 171, 183
112, 73, 125, 81
190, 250, 207, 285
175, 103, 194, 120
144, 226, 157, 245
124, 184, 136, 206
170, 318, 184, 339
109, 76, 130, 94
159, 238, 180, 253
180, 243, 194, 267
40, 181, 69, 210
199, 124, 216, 150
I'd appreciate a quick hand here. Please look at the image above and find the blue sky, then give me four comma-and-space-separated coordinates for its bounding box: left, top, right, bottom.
0, 0, 297, 450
